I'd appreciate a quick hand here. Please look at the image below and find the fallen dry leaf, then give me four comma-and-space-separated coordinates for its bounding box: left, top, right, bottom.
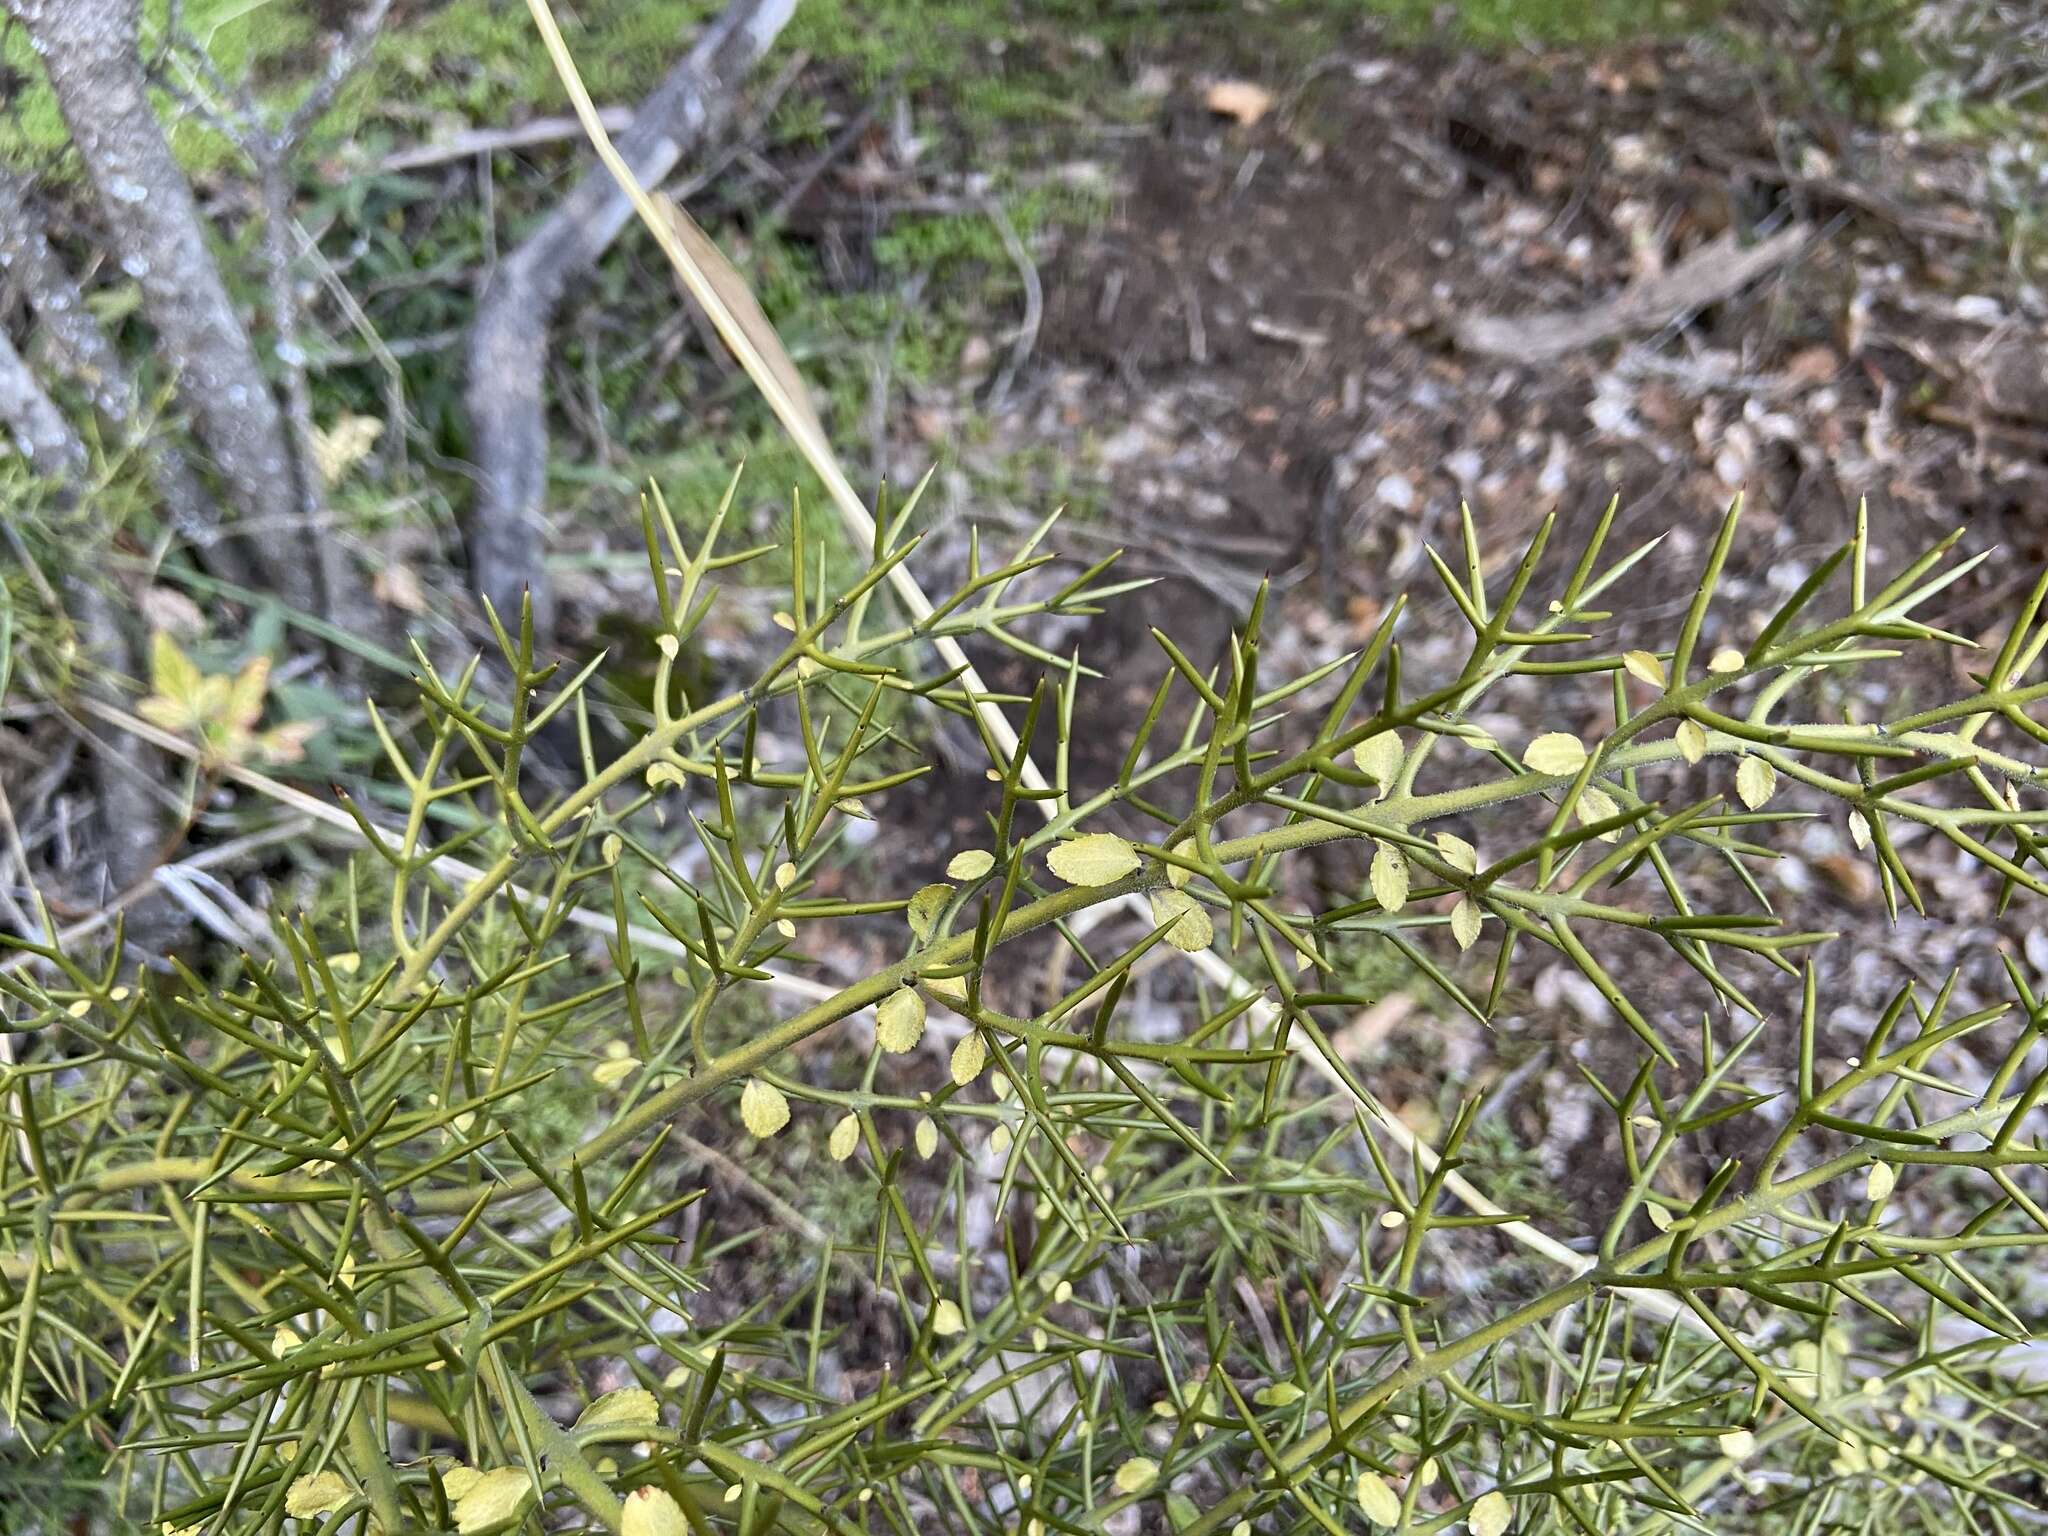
1204, 79, 1274, 126
140, 586, 206, 638
373, 562, 427, 614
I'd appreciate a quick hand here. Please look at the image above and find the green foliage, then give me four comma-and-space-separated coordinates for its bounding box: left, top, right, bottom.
8, 469, 2048, 1533
9, 5, 2048, 1534
1357, 0, 1726, 48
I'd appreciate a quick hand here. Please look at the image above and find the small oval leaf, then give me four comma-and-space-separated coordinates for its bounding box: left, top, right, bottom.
1147, 887, 1213, 951
1351, 730, 1404, 793
829, 1113, 860, 1161
1736, 755, 1777, 810
1469, 1490, 1513, 1536
1434, 832, 1478, 874
739, 1078, 790, 1139
1451, 898, 1482, 951
1524, 732, 1588, 777
452, 1468, 535, 1535
950, 1031, 988, 1086
1046, 833, 1142, 887
1675, 719, 1708, 765
945, 849, 995, 881
1623, 650, 1667, 688
622, 1487, 690, 1536
1356, 1471, 1402, 1527
575, 1386, 659, 1432
876, 987, 927, 1053
1370, 843, 1410, 914
1113, 1458, 1159, 1494
286, 1472, 354, 1519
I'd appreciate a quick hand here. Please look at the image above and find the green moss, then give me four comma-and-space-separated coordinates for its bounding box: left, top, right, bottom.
1364, 0, 1725, 46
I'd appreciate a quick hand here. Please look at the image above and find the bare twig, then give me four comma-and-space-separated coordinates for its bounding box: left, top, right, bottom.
0, 814, 318, 972
670, 1129, 893, 1302
282, 0, 395, 151
980, 195, 1042, 409
368, 108, 636, 173
762, 100, 877, 224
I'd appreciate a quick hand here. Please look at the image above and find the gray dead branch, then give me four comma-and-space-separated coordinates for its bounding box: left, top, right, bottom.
0, 327, 162, 894
6, 0, 321, 614
463, 0, 796, 636
1453, 222, 1814, 363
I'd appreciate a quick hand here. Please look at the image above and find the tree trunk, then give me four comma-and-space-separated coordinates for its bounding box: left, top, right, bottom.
5, 0, 323, 615
0, 162, 234, 573
464, 0, 795, 637
0, 325, 162, 896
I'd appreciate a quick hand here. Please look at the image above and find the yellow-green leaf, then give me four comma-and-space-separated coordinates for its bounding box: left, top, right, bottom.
1623, 650, 1667, 688
929, 1299, 965, 1337
1370, 843, 1410, 914
575, 1386, 659, 1433
876, 987, 926, 1053
1434, 832, 1477, 873
285, 1471, 353, 1519
907, 883, 953, 941
829, 1113, 860, 1161
310, 412, 383, 484
452, 1467, 535, 1534
1718, 1429, 1756, 1460
225, 656, 270, 735
1707, 646, 1745, 673
1356, 1471, 1402, 1527
1046, 833, 1141, 887
1524, 732, 1587, 776
1113, 1458, 1159, 1494
946, 849, 995, 881
150, 631, 203, 706
1736, 755, 1777, 810
1166, 837, 1196, 889
1675, 719, 1708, 765
739, 1078, 789, 1138
622, 1487, 690, 1536
591, 1054, 639, 1088
915, 1115, 938, 1159
1254, 1380, 1304, 1407
950, 1031, 988, 1086
1147, 888, 1213, 952
1866, 1161, 1897, 1202
1577, 784, 1621, 841
925, 973, 969, 1004
441, 1467, 484, 1501
1351, 730, 1403, 793
1469, 1490, 1512, 1536
1451, 898, 1482, 951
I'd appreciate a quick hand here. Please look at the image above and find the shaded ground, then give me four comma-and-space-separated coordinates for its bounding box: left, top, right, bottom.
843, 9, 2048, 1222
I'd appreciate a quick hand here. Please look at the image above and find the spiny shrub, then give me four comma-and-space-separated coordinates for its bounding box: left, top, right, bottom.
6, 483, 2048, 1536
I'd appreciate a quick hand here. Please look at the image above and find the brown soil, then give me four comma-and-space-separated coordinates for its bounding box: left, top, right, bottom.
867, 19, 2048, 1217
